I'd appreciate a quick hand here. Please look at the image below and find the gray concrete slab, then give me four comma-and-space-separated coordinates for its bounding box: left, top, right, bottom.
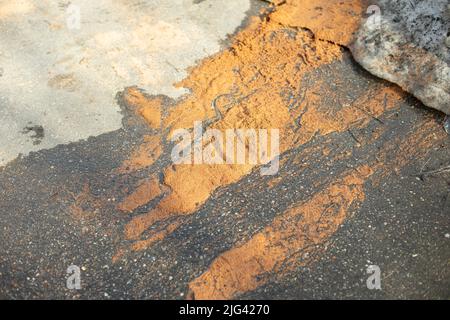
0, 0, 250, 166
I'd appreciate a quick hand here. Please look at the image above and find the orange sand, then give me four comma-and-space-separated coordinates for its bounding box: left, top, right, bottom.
271, 0, 367, 46
122, 88, 162, 129
69, 183, 101, 220
122, 14, 404, 243
118, 135, 162, 174
187, 116, 445, 299
188, 165, 373, 299
117, 176, 162, 213
89, 1, 447, 299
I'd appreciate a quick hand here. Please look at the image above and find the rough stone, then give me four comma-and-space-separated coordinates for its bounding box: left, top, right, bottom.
351, 0, 450, 115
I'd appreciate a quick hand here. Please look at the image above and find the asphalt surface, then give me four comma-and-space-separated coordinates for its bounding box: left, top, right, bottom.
0, 1, 449, 300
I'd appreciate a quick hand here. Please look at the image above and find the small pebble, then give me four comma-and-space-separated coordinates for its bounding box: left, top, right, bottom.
444, 116, 450, 134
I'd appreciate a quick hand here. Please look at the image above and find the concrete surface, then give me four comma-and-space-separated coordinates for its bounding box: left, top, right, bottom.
0, 0, 449, 300
0, 0, 250, 166
1, 52, 449, 301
